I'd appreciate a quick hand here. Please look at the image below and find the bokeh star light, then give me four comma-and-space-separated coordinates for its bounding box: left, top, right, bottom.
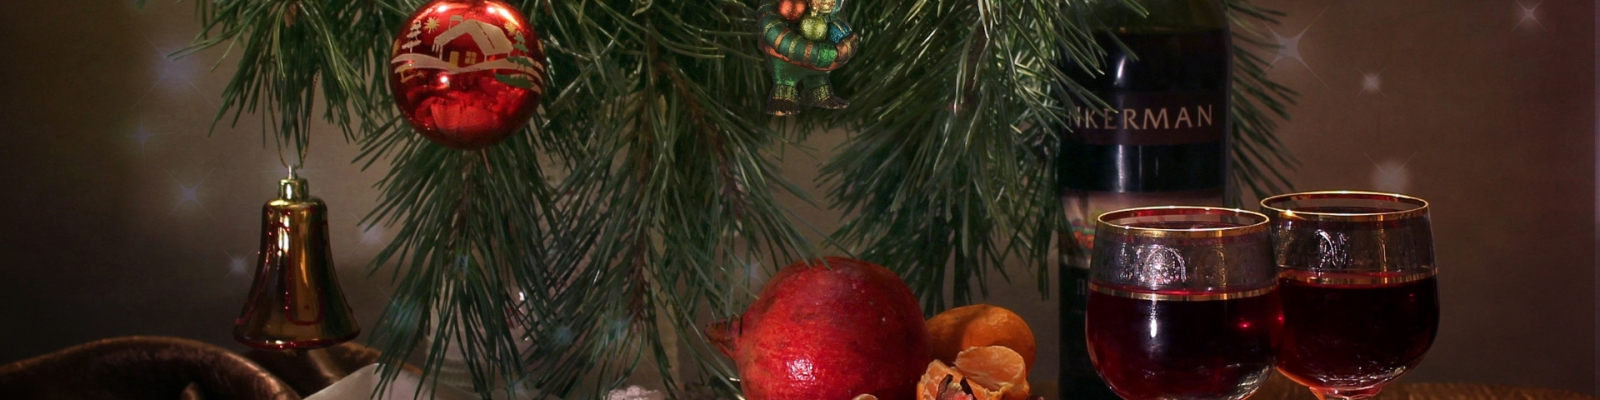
1360, 70, 1385, 96
1269, 9, 1330, 88
1515, 1, 1546, 31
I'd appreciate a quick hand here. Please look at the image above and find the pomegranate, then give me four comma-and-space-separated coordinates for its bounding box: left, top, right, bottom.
708, 257, 932, 400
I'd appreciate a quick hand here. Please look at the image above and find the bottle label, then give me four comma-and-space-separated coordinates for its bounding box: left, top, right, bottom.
1067, 90, 1227, 146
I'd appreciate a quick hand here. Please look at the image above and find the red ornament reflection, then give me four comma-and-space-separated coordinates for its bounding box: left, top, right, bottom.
388, 0, 546, 150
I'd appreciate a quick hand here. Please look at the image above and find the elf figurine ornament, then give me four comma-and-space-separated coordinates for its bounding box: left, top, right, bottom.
757, 0, 858, 116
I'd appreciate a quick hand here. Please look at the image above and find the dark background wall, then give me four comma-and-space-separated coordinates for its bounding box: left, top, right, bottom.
0, 0, 1594, 395
1248, 0, 1596, 394
0, 0, 394, 367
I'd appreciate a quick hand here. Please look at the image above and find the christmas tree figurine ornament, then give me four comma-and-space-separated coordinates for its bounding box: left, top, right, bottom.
757, 0, 857, 116
389, 0, 547, 150
234, 168, 360, 350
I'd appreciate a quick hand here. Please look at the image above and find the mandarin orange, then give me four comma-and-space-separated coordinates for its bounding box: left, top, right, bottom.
925, 304, 1037, 373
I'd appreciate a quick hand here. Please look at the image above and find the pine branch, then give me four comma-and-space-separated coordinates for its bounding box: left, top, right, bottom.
1226, 0, 1300, 200
824, 0, 1299, 313
181, 0, 383, 156
357, 128, 561, 398
823, 0, 1121, 313
358, 0, 819, 398
172, 0, 1298, 397
536, 0, 822, 396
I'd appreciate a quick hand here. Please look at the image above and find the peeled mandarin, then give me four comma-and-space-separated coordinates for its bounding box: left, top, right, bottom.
917, 360, 967, 400
953, 346, 1030, 400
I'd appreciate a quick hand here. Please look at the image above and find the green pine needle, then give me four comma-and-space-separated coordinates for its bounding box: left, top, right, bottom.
824, 0, 1298, 314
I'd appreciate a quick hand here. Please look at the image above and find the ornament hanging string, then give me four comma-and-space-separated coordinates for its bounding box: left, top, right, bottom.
278, 135, 310, 175
274, 74, 312, 174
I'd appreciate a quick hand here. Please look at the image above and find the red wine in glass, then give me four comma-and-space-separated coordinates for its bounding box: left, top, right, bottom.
1276, 271, 1440, 395
1085, 207, 1279, 400
1087, 286, 1279, 400
1261, 191, 1438, 400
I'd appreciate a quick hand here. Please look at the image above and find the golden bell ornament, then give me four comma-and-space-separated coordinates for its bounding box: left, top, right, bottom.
233, 172, 359, 350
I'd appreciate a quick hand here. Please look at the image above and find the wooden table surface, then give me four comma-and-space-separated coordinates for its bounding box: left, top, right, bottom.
8, 337, 1591, 400
250, 343, 1600, 400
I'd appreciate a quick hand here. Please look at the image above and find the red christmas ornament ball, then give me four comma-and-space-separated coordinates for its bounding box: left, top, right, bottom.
389, 0, 546, 150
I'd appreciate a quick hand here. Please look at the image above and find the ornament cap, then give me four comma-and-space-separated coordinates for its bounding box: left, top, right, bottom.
279, 175, 311, 202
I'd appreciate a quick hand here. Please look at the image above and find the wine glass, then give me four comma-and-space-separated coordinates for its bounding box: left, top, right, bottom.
1085, 206, 1279, 400
1261, 191, 1439, 400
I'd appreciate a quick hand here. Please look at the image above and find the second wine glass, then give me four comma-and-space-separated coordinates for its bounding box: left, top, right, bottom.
1262, 191, 1440, 400
1086, 207, 1279, 400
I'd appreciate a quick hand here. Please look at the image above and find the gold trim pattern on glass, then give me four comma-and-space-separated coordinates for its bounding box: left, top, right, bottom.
1095, 206, 1270, 239
1089, 282, 1277, 301
1260, 190, 1429, 222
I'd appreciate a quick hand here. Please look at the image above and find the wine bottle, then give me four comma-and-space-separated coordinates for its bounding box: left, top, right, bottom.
1057, 1, 1232, 399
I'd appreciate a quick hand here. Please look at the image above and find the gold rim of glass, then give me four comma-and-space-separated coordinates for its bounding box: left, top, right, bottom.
1089, 282, 1276, 301
1095, 206, 1270, 239
1259, 190, 1429, 222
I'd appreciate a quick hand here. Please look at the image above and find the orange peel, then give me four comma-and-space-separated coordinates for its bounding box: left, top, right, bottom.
954, 346, 1030, 400
917, 346, 1032, 400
